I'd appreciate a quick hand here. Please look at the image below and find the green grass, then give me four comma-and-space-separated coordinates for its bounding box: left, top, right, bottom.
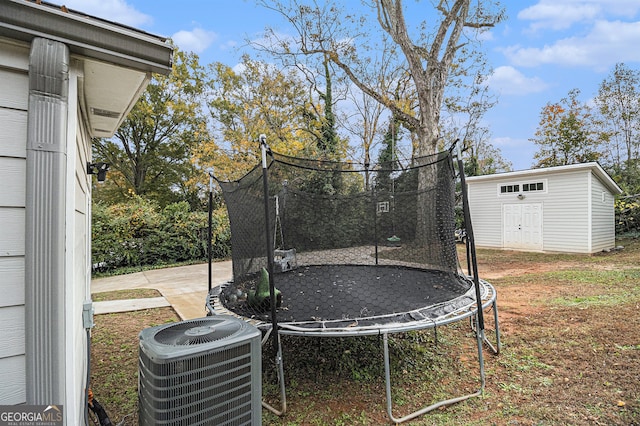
91, 288, 161, 302
91, 258, 226, 278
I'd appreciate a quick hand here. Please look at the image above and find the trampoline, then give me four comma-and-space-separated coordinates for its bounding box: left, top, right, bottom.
205, 138, 500, 423
210, 263, 496, 336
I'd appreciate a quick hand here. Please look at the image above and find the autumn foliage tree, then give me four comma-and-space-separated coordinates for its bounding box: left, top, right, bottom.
531, 89, 600, 168
196, 55, 328, 181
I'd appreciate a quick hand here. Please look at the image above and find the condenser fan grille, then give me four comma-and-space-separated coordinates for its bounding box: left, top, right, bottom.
154, 317, 242, 346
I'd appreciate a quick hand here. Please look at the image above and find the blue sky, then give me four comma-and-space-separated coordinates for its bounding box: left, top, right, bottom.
63, 0, 640, 171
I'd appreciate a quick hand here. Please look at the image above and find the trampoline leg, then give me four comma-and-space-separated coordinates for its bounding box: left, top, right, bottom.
472, 300, 501, 355
383, 332, 482, 424
261, 333, 287, 417
475, 315, 487, 391
489, 299, 501, 355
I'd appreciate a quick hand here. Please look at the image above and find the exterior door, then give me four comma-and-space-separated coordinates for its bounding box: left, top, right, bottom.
503, 203, 542, 250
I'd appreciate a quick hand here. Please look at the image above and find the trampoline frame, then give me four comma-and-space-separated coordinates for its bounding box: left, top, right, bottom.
208, 273, 496, 336
206, 276, 500, 423
205, 138, 501, 423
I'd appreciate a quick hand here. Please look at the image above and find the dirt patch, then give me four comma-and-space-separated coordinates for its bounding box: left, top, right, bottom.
478, 260, 580, 280
90, 242, 640, 425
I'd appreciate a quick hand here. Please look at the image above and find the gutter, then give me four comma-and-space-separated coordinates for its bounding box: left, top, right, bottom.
0, 0, 172, 75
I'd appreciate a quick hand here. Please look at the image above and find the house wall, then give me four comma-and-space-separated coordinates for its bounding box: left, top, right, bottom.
0, 39, 93, 423
65, 62, 92, 423
590, 173, 616, 252
0, 39, 29, 404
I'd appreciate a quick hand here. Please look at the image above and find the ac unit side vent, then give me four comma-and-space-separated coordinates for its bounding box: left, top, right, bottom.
138, 361, 253, 397
140, 345, 251, 377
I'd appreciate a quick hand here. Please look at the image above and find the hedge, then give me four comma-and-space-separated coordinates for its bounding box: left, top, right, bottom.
616, 196, 640, 236
92, 197, 230, 273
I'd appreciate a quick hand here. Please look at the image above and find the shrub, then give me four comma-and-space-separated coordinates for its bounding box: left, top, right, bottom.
92, 197, 231, 273
616, 196, 640, 236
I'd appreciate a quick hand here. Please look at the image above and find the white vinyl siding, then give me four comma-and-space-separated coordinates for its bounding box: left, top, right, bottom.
467, 180, 503, 247
0, 41, 28, 405
591, 176, 615, 251
0, 69, 29, 110
467, 164, 620, 254
0, 109, 28, 158
65, 70, 93, 421
542, 171, 590, 253
0, 157, 26, 205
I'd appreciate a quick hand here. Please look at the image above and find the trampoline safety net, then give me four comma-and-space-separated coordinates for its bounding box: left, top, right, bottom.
213, 148, 475, 331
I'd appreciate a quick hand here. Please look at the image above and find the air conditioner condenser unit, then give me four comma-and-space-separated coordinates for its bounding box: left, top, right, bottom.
138, 315, 262, 425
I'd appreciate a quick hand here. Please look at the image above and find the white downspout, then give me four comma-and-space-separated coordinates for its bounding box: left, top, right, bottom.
25, 37, 69, 408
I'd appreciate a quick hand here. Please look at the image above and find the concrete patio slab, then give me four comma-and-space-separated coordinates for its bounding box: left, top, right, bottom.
91, 260, 232, 320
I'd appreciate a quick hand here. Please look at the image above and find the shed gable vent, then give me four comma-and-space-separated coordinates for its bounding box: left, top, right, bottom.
499, 180, 547, 196
523, 182, 544, 192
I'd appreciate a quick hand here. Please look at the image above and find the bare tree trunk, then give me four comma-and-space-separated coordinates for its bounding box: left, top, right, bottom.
257, 0, 503, 256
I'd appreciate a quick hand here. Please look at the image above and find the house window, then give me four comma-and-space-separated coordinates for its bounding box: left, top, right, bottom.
500, 184, 520, 194
523, 182, 544, 192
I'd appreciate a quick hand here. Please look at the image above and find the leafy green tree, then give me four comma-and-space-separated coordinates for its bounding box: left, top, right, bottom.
463, 142, 512, 176
314, 55, 341, 155
199, 55, 321, 181
593, 63, 640, 193
92, 48, 210, 208
376, 116, 401, 190
531, 89, 600, 168
92, 197, 230, 271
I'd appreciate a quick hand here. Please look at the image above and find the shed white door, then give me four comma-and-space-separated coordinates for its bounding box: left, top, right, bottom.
503, 203, 542, 250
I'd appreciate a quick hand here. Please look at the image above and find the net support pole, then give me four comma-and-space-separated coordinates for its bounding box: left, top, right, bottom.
455, 142, 485, 333
260, 135, 287, 417
260, 135, 281, 355
207, 168, 214, 292
456, 143, 501, 358
455, 140, 489, 397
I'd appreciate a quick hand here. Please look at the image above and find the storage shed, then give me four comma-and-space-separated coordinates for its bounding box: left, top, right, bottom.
0, 1, 172, 424
465, 162, 623, 253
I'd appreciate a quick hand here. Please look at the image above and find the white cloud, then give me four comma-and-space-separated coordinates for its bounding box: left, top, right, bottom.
518, 2, 600, 30
485, 66, 549, 95
220, 40, 238, 52
518, 0, 640, 31
63, 0, 152, 27
172, 28, 218, 55
503, 20, 640, 70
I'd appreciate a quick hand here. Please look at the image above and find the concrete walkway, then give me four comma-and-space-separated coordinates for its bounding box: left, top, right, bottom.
91, 260, 232, 320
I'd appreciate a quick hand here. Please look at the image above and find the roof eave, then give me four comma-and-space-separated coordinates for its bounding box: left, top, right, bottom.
466, 162, 623, 195
0, 0, 173, 75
